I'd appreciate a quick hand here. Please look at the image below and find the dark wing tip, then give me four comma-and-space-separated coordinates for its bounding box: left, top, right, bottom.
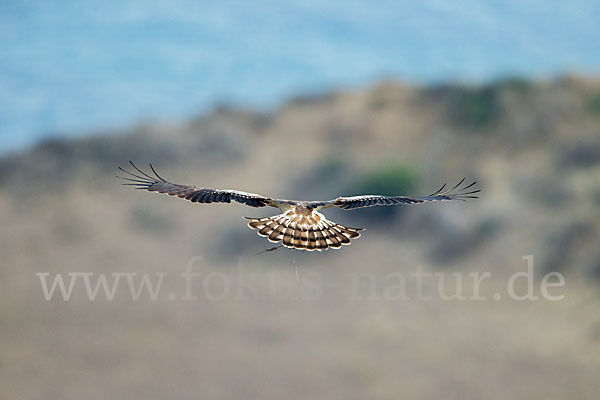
117, 161, 173, 185
429, 183, 447, 196
425, 179, 481, 201
149, 163, 168, 182
450, 179, 480, 200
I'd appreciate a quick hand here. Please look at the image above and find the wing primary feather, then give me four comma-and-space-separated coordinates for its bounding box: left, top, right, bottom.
429, 183, 447, 196
115, 175, 149, 184
462, 181, 477, 191
149, 163, 168, 182
449, 178, 466, 193
118, 166, 149, 181
129, 161, 157, 181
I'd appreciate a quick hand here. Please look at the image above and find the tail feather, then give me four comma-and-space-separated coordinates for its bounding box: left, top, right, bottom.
292, 224, 303, 246
327, 222, 351, 245
258, 218, 279, 236
314, 229, 329, 251
325, 228, 342, 248
245, 212, 363, 252
307, 227, 317, 251
301, 227, 311, 249
248, 216, 272, 229
268, 223, 285, 242
282, 221, 294, 248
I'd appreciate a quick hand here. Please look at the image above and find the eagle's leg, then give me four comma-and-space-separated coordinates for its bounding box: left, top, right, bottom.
256, 244, 283, 255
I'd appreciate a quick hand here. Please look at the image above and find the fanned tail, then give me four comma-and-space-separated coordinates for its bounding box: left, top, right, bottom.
245, 212, 363, 252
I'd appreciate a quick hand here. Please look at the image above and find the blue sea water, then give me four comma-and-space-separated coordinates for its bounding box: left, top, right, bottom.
1, 0, 599, 154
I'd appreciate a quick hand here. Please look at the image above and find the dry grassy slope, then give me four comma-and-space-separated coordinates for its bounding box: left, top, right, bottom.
1, 76, 598, 275
1, 76, 600, 400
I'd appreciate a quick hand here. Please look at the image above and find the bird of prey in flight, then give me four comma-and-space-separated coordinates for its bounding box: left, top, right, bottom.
117, 162, 479, 252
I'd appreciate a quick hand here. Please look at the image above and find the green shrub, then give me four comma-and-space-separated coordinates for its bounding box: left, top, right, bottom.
586, 92, 600, 115
345, 163, 418, 221
351, 163, 418, 196
454, 86, 499, 128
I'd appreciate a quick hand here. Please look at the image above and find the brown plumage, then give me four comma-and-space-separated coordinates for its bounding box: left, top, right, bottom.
117, 162, 480, 252
245, 208, 363, 251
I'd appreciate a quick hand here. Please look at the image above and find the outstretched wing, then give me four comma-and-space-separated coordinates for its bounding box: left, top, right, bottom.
317, 179, 480, 210
117, 161, 279, 208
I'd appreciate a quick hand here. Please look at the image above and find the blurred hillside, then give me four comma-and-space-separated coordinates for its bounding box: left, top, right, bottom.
1, 76, 600, 399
